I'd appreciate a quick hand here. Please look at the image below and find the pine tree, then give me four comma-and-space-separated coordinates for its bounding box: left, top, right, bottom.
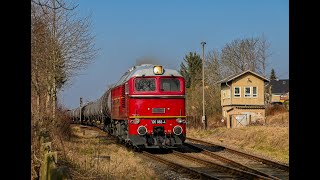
270, 68, 277, 80
179, 52, 202, 88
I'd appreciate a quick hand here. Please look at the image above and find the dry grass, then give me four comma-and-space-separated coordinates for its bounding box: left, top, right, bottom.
54, 125, 157, 180
207, 115, 226, 128
266, 112, 289, 127
187, 112, 289, 164
266, 104, 288, 116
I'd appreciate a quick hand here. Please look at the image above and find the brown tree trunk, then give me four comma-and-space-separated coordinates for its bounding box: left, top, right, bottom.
52, 83, 56, 120
46, 88, 51, 117
37, 93, 40, 120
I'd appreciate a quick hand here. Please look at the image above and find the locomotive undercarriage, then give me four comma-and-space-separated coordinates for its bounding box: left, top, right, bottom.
128, 134, 185, 149
73, 117, 185, 149
104, 119, 185, 149
104, 119, 128, 142
72, 115, 104, 126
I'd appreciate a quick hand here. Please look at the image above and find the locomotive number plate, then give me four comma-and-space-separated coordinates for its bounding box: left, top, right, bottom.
151, 119, 166, 124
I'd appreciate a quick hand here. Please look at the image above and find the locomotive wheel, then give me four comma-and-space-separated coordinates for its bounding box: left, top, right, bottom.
125, 141, 131, 147
133, 146, 142, 152
116, 136, 124, 144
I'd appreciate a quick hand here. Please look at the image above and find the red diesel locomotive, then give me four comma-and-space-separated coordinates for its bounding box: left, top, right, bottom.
68, 64, 186, 148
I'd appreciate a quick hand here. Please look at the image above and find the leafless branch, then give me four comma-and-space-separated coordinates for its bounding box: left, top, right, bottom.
31, 0, 78, 10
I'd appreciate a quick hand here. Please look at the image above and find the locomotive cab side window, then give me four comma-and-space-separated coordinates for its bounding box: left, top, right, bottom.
135, 78, 156, 91
160, 78, 180, 91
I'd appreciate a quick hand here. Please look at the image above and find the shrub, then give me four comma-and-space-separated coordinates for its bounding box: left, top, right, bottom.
266, 104, 287, 116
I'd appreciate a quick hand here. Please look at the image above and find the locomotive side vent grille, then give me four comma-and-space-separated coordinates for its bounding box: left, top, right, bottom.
152, 108, 165, 113
121, 85, 125, 108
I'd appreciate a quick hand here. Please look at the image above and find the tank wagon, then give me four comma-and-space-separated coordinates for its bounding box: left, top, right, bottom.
69, 64, 186, 149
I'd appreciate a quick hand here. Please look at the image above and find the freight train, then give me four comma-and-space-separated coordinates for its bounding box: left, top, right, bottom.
67, 64, 186, 149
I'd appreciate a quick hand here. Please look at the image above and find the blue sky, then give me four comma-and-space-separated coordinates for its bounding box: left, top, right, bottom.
58, 0, 289, 109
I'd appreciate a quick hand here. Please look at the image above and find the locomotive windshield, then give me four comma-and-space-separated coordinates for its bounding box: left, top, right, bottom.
135, 78, 156, 91
160, 78, 180, 92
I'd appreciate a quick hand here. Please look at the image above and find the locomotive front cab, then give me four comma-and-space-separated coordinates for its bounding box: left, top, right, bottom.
127, 65, 186, 148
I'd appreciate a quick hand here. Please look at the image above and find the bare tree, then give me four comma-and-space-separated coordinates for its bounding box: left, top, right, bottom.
31, 0, 78, 10
32, 0, 98, 119
220, 36, 270, 77
32, 3, 54, 121
31, 1, 98, 179
256, 34, 271, 76
205, 50, 222, 86
200, 50, 223, 118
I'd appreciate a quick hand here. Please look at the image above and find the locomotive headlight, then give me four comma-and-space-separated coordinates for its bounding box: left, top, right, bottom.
130, 118, 140, 124
137, 126, 147, 135
153, 66, 163, 75
173, 125, 183, 135
176, 118, 186, 124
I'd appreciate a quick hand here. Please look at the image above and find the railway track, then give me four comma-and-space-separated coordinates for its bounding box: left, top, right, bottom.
142, 149, 272, 180
74, 124, 288, 179
186, 137, 289, 180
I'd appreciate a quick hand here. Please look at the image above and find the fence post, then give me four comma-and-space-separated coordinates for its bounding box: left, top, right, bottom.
40, 142, 53, 180
39, 141, 71, 180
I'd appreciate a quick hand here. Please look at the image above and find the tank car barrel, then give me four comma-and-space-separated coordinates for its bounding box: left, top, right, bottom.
70, 88, 112, 120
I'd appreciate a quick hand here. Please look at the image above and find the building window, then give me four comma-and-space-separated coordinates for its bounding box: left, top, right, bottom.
234, 87, 240, 97
245, 87, 251, 97
253, 87, 257, 97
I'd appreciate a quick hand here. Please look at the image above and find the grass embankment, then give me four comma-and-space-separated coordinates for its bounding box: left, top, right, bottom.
187, 112, 289, 164
55, 125, 156, 180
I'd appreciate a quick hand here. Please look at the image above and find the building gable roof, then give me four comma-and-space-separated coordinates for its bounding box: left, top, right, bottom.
217, 70, 270, 84
268, 79, 289, 94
